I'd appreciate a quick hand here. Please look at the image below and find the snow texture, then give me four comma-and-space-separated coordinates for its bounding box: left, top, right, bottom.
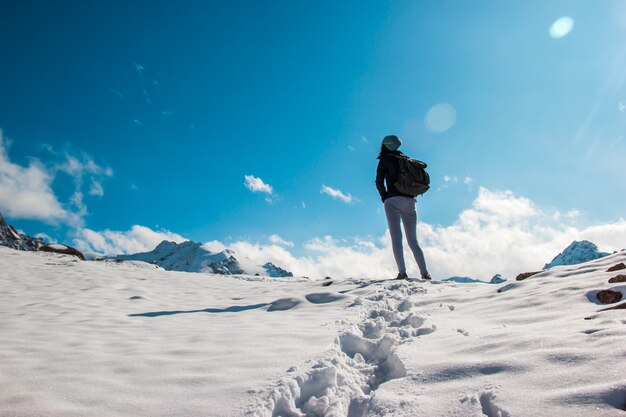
1, 246, 625, 416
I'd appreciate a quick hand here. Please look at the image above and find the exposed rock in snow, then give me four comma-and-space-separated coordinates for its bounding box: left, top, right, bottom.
608, 274, 626, 283
0, 212, 45, 251
113, 240, 293, 277
596, 290, 622, 304
516, 271, 542, 281
606, 263, 626, 272
544, 240, 609, 269
39, 244, 85, 260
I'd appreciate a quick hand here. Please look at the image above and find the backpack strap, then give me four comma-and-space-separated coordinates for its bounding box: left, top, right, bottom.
390, 154, 427, 168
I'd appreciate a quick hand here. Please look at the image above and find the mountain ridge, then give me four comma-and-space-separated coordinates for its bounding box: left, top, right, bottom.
113, 240, 293, 277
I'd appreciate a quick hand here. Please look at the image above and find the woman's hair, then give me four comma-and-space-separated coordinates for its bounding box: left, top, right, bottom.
377, 143, 391, 159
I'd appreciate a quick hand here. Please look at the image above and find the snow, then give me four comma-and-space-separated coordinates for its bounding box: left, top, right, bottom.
1, 246, 625, 416
47, 243, 68, 251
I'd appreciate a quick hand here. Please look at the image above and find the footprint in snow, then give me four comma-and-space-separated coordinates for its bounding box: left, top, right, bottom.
479, 391, 511, 417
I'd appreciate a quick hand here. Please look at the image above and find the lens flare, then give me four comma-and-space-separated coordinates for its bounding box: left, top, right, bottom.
549, 16, 574, 39
425, 103, 456, 133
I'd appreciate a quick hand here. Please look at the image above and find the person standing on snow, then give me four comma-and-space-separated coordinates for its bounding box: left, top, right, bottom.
375, 135, 432, 280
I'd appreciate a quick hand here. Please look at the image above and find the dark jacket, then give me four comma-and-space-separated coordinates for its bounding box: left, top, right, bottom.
375, 150, 415, 202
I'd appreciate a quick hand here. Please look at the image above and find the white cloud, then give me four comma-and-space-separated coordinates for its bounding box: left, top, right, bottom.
34, 233, 54, 243
64, 185, 626, 281
268, 234, 294, 247
348, 145, 356, 151
320, 184, 356, 204
244, 175, 273, 195
0, 131, 69, 223
89, 180, 104, 197
51, 150, 113, 226
205, 187, 626, 280
464, 176, 473, 185
73, 225, 187, 255
202, 240, 227, 253
443, 175, 458, 183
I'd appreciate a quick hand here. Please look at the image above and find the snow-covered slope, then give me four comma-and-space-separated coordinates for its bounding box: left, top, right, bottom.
1, 246, 625, 416
544, 240, 610, 269
0, 211, 44, 251
114, 240, 293, 277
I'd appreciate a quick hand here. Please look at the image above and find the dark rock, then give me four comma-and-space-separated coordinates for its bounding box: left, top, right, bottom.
606, 263, 626, 272
322, 280, 332, 287
0, 212, 45, 251
596, 290, 623, 304
608, 274, 626, 283
515, 271, 542, 281
129, 296, 143, 300
39, 244, 85, 261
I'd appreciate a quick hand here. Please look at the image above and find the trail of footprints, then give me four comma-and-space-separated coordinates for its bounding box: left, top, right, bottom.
247, 282, 436, 417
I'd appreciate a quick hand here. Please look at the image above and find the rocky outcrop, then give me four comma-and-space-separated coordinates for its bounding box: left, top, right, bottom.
606, 263, 626, 272
39, 244, 85, 261
608, 274, 626, 283
0, 212, 45, 251
263, 262, 293, 278
596, 290, 623, 304
516, 271, 542, 281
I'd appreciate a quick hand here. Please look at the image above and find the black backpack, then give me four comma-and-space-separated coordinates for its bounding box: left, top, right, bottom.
391, 154, 430, 196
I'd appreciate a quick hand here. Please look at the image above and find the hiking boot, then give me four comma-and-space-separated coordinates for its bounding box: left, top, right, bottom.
421, 273, 432, 281
395, 272, 408, 280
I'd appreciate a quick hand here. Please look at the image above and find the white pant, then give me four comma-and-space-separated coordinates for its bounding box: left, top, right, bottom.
384, 196, 428, 275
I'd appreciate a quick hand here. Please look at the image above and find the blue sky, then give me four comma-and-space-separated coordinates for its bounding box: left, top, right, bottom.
1, 1, 625, 275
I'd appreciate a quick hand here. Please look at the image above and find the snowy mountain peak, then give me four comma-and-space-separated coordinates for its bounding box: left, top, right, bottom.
263, 262, 293, 278
114, 240, 243, 274
114, 240, 293, 277
0, 212, 45, 251
544, 240, 609, 269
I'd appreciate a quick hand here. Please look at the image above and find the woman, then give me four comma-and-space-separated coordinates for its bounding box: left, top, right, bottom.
375, 134, 431, 280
